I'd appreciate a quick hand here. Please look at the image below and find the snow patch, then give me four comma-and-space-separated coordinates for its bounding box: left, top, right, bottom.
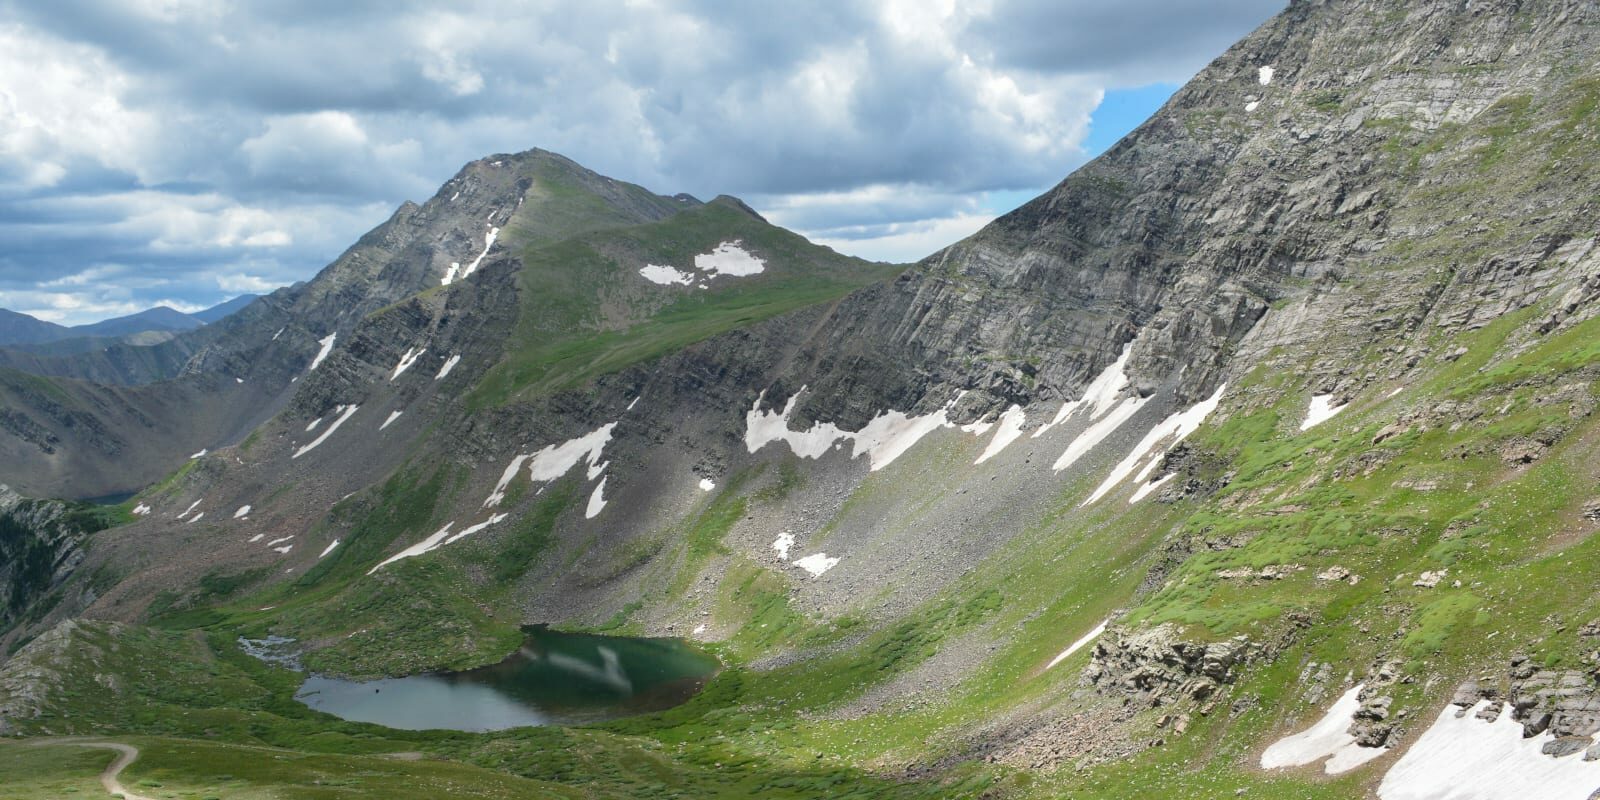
1045, 619, 1108, 670
369, 523, 453, 573
247, 533, 264, 543
319, 539, 340, 558
381, 410, 403, 430
959, 415, 995, 436
1262, 685, 1388, 775
272, 544, 292, 554
442, 263, 461, 285
308, 332, 336, 371
368, 514, 509, 574
1053, 396, 1148, 472
266, 536, 294, 547
698, 478, 716, 492
484, 454, 530, 508
189, 448, 208, 460
586, 477, 608, 519
272, 327, 284, 341
1084, 384, 1226, 505
692, 624, 706, 635
187, 512, 205, 524
233, 505, 251, 519
694, 241, 765, 277
1129, 472, 1178, 504
1377, 699, 1600, 799
176, 500, 201, 520
772, 531, 795, 561
1259, 65, 1275, 85
293, 404, 359, 459
435, 354, 461, 380
306, 417, 324, 432
132, 504, 151, 516
627, 396, 639, 411
1301, 394, 1347, 431
975, 405, 1027, 465
1034, 345, 1136, 440
391, 347, 425, 380
483, 423, 617, 507
528, 423, 617, 481
460, 225, 500, 280
793, 553, 839, 577
744, 388, 969, 472
640, 264, 697, 285
1246, 100, 1261, 112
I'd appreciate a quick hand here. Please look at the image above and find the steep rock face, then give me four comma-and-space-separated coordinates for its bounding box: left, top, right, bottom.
0, 486, 113, 653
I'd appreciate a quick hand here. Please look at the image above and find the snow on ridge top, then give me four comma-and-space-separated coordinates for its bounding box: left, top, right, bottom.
308, 332, 336, 372
1300, 394, 1347, 431
483, 422, 618, 507
293, 404, 359, 459
1259, 65, 1275, 85
640, 264, 696, 285
1377, 699, 1600, 799
1083, 384, 1227, 506
391, 347, 426, 380
694, 241, 765, 277
435, 354, 461, 380
1261, 685, 1387, 775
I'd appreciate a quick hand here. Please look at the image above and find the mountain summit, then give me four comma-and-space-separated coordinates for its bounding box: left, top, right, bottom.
3, 2, 1600, 798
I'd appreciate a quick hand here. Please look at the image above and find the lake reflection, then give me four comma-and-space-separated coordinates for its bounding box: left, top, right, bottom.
296, 627, 719, 731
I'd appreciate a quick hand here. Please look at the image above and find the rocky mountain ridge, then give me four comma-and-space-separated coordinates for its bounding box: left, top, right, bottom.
3, 1, 1600, 798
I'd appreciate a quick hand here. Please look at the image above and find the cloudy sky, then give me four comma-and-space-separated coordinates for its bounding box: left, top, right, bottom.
0, 0, 1284, 325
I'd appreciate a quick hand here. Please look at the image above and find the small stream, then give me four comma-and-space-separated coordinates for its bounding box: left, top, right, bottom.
292, 627, 719, 731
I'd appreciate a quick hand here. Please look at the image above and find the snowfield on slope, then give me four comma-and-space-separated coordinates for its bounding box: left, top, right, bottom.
1261, 685, 1388, 775
1378, 699, 1600, 799
694, 241, 765, 277
294, 405, 360, 459
744, 388, 981, 471
1301, 394, 1347, 430
484, 422, 617, 507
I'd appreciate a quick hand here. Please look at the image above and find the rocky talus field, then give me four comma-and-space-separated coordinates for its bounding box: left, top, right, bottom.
4, 0, 1600, 797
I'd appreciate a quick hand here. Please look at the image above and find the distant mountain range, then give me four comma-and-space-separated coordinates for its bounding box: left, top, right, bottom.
0, 295, 259, 347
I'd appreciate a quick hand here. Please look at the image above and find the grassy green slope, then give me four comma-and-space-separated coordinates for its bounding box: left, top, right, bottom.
471, 198, 905, 408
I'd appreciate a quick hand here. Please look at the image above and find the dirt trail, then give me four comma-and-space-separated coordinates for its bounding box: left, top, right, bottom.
13, 738, 154, 800
82, 741, 153, 800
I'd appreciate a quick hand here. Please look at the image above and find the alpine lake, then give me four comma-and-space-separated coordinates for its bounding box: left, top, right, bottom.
293, 627, 720, 731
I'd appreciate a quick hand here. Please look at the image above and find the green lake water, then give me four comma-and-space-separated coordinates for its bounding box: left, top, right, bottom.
295, 627, 719, 731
